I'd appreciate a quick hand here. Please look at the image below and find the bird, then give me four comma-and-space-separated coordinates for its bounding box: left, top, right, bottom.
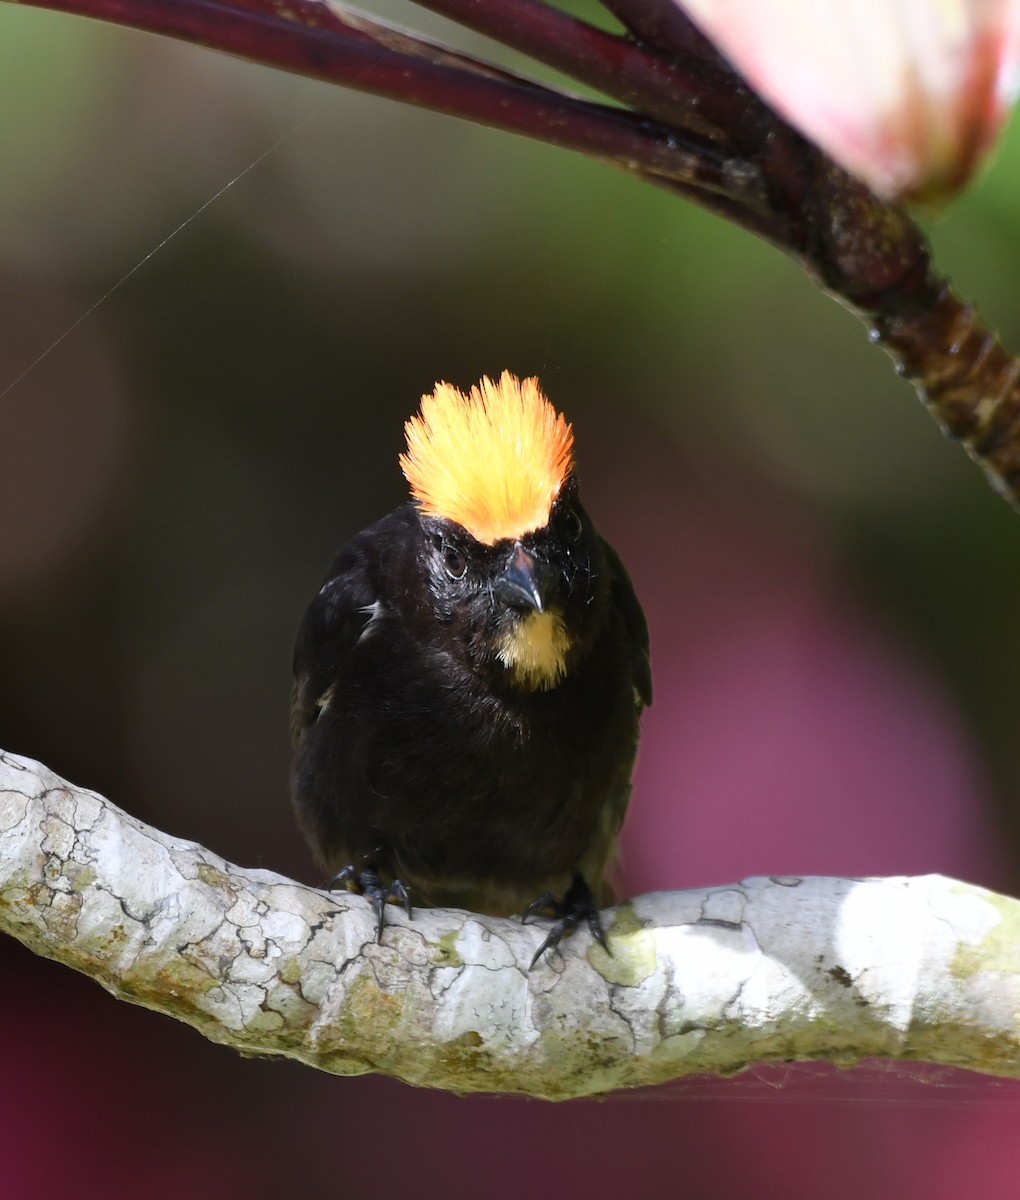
290, 371, 650, 964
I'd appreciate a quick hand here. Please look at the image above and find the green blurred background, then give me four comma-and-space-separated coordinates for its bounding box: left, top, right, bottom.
3, 1, 1020, 850
3, 2, 1020, 1196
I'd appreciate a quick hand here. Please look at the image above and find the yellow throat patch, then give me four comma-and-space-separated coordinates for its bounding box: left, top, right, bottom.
497, 609, 570, 691
400, 372, 574, 545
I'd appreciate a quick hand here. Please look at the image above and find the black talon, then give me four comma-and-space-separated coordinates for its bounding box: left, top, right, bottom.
327, 865, 412, 941
522, 874, 610, 968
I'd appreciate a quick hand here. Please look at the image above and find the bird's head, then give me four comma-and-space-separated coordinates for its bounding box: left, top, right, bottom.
400, 372, 608, 691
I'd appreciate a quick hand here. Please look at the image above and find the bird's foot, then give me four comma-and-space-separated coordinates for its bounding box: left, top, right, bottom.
522, 873, 609, 968
328, 865, 412, 941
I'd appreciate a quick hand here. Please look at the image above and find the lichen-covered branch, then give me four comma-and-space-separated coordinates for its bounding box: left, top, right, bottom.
3, 750, 1020, 1099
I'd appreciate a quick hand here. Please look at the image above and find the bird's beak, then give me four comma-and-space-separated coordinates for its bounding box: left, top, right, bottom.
495, 543, 547, 613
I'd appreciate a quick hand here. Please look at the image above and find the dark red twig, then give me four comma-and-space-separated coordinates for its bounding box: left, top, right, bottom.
24, 0, 753, 204
413, 0, 763, 142
608, 4, 1020, 504
12, 0, 1020, 508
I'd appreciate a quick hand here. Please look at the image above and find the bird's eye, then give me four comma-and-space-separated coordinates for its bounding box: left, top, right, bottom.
443, 546, 467, 579
564, 508, 583, 544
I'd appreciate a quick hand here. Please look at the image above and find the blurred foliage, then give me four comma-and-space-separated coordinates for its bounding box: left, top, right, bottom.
3, 4, 1020, 837
3, 6, 1020, 1194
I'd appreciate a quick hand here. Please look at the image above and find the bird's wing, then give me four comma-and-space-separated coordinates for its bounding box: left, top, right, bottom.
289, 518, 393, 748
603, 539, 652, 708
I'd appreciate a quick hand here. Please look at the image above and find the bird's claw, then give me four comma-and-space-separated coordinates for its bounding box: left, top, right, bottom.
522, 874, 609, 968
328, 865, 412, 941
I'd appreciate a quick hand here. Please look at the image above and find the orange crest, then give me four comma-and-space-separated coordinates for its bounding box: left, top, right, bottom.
400, 372, 575, 545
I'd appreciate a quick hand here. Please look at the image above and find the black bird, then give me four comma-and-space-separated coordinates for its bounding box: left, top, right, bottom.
290, 372, 650, 963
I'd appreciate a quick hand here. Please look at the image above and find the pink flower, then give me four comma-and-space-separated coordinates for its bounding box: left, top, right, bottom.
680, 0, 1020, 201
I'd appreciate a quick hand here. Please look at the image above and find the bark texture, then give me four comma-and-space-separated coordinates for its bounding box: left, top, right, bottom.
3, 749, 1019, 1099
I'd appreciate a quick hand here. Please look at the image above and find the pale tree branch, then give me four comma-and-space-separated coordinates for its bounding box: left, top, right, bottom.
3, 748, 1019, 1099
